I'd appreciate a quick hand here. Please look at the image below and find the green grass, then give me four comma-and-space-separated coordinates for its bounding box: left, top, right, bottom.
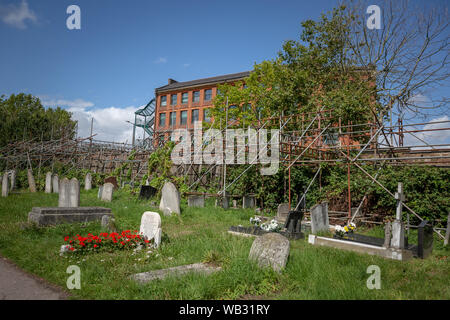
0, 189, 449, 300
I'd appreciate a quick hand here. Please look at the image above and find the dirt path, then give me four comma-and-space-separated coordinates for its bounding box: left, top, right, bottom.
0, 255, 68, 300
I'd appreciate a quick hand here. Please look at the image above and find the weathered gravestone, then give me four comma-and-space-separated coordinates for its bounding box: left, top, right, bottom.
85, 173, 92, 190
248, 233, 290, 273
284, 210, 304, 235
187, 195, 205, 207
45, 172, 52, 193
276, 203, 290, 222
417, 220, 433, 259
101, 215, 117, 232
69, 178, 80, 207
310, 201, 329, 234
232, 200, 238, 208
391, 183, 406, 249
104, 176, 118, 189
221, 193, 230, 209
9, 170, 15, 191
101, 183, 114, 202
138, 185, 157, 200
139, 211, 162, 248
27, 169, 36, 193
58, 178, 70, 207
2, 174, 9, 197
52, 174, 59, 193
97, 185, 104, 199
242, 195, 256, 209
159, 181, 180, 215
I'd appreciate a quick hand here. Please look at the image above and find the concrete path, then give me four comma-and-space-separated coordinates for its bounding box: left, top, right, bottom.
0, 255, 68, 300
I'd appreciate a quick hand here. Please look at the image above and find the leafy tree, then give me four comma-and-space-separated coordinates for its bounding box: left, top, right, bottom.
0, 93, 76, 147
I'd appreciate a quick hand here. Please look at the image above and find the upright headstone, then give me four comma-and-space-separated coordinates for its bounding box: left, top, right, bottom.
101, 183, 114, 202
58, 178, 70, 207
69, 178, 80, 207
187, 195, 205, 207
2, 174, 9, 197
276, 203, 290, 221
383, 221, 392, 248
97, 185, 104, 199
417, 220, 433, 259
221, 194, 230, 209
242, 195, 256, 209
444, 212, 450, 246
232, 200, 237, 208
45, 172, 52, 193
101, 215, 117, 232
9, 170, 15, 191
159, 181, 180, 216
138, 185, 157, 200
310, 201, 329, 234
85, 173, 92, 190
27, 169, 36, 193
248, 233, 290, 273
139, 211, 162, 248
52, 174, 59, 193
391, 183, 405, 249
104, 176, 118, 189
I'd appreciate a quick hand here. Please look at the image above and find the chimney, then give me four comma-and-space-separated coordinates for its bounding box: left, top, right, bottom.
168, 78, 178, 84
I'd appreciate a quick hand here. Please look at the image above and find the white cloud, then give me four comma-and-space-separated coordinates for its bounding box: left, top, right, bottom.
0, 0, 37, 29
41, 98, 94, 110
403, 116, 450, 148
153, 57, 167, 64
42, 97, 142, 143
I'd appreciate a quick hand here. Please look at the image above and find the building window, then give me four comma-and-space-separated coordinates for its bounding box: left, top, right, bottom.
161, 95, 167, 107
181, 92, 188, 104
171, 94, 177, 106
169, 112, 176, 127
180, 110, 187, 125
191, 109, 199, 123
159, 113, 166, 127
193, 91, 200, 103
204, 89, 212, 101
203, 108, 211, 122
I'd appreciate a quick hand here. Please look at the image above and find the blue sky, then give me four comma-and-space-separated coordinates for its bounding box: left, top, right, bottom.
0, 0, 448, 144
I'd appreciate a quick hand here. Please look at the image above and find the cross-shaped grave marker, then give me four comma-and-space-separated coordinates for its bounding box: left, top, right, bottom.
391, 182, 406, 249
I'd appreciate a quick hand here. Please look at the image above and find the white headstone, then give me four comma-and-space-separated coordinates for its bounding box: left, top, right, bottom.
52, 174, 59, 193
85, 173, 92, 190
101, 183, 114, 202
9, 170, 15, 191
58, 178, 70, 207
45, 172, 52, 193
159, 181, 180, 215
69, 178, 80, 207
139, 211, 162, 248
2, 173, 9, 197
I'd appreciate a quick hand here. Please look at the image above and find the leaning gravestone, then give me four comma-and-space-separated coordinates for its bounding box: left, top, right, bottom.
85, 173, 92, 190
104, 176, 118, 189
45, 172, 52, 193
310, 201, 329, 234
248, 233, 290, 273
58, 178, 70, 207
276, 203, 290, 222
2, 174, 9, 197
27, 169, 37, 193
159, 181, 180, 216
139, 211, 162, 248
101, 215, 117, 232
69, 178, 80, 207
445, 212, 450, 246
101, 183, 114, 202
52, 174, 59, 193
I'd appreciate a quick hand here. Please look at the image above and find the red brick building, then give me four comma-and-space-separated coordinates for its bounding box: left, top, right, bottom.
153, 71, 250, 144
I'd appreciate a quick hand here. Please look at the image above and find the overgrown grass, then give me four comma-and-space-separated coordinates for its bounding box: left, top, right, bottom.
0, 189, 448, 299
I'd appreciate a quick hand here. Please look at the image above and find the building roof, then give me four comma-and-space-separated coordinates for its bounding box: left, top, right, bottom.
155, 71, 251, 93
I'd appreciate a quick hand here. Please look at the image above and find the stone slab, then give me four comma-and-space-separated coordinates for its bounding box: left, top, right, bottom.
249, 233, 290, 273
132, 263, 221, 283
28, 207, 113, 226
